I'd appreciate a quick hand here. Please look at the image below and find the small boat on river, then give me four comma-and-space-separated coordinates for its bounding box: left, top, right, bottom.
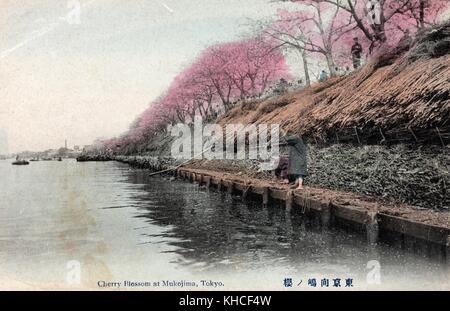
12, 160, 29, 165
12, 156, 29, 165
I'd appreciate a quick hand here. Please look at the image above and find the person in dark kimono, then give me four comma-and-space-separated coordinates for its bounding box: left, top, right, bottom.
351, 37, 363, 69
280, 130, 308, 190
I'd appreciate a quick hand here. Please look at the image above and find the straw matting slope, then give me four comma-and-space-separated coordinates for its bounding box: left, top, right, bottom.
219, 23, 450, 143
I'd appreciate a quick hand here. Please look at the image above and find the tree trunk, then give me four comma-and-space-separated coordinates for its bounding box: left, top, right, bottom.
301, 50, 311, 87
419, 0, 425, 28
325, 52, 336, 77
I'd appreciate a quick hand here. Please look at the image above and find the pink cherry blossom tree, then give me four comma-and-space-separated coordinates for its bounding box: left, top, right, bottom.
280, 0, 449, 53
261, 1, 351, 78
112, 36, 291, 152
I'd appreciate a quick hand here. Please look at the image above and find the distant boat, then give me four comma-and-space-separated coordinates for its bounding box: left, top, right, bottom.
12, 160, 29, 166
42, 158, 53, 161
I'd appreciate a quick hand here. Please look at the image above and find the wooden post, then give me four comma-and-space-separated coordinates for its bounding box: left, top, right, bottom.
366, 211, 379, 245
320, 203, 331, 228
286, 190, 293, 213
242, 186, 251, 200
379, 128, 387, 144
227, 182, 234, 195
408, 127, 418, 143
205, 176, 211, 189
436, 127, 446, 147
262, 187, 269, 207
354, 126, 361, 145
218, 179, 223, 192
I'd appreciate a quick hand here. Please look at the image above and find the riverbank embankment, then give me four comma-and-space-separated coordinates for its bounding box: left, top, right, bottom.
76, 153, 450, 261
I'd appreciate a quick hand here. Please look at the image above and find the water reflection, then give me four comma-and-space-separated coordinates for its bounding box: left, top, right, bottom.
124, 170, 447, 284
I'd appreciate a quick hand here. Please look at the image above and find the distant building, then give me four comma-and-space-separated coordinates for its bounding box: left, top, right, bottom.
0, 128, 8, 155
74, 145, 80, 151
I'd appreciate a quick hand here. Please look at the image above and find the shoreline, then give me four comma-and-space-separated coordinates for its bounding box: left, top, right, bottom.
77, 154, 450, 263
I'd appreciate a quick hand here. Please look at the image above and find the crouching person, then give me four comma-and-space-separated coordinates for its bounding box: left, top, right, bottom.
281, 130, 308, 190
273, 155, 289, 183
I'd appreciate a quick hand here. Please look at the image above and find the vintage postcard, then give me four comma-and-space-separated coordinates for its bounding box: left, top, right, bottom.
0, 0, 449, 294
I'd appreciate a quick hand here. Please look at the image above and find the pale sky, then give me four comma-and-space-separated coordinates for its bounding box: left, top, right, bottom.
0, 0, 287, 153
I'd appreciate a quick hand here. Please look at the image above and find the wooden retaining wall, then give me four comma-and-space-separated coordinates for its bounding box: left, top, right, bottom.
176, 168, 450, 263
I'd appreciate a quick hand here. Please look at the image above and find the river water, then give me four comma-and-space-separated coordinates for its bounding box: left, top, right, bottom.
0, 159, 448, 290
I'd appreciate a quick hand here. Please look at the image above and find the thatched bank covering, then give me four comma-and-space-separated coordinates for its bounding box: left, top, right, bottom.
219, 23, 450, 145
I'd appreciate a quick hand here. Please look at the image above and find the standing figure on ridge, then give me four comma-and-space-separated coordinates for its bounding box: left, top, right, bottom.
351, 37, 363, 69
318, 70, 328, 82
